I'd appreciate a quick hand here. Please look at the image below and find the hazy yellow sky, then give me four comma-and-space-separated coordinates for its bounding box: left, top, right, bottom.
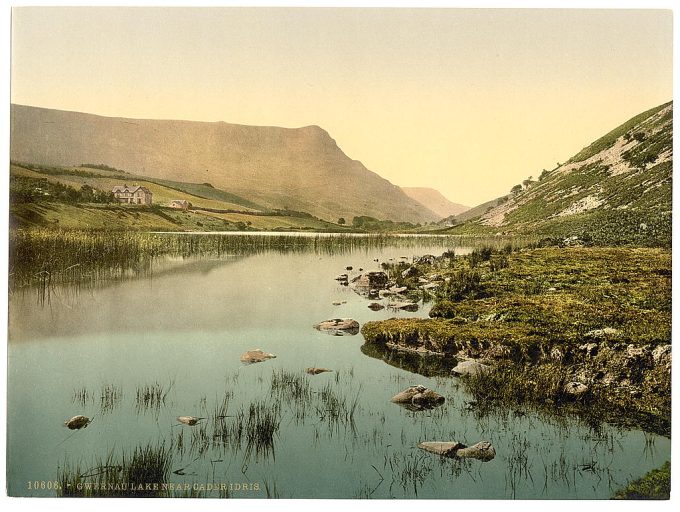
11, 7, 672, 206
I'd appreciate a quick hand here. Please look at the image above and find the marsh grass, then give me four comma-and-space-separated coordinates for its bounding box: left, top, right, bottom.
135, 381, 172, 411
99, 384, 122, 415
72, 387, 91, 406
57, 442, 172, 497
244, 400, 282, 459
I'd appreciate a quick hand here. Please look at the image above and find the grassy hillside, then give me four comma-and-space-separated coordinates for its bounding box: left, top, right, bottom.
10, 104, 439, 223
446, 102, 672, 246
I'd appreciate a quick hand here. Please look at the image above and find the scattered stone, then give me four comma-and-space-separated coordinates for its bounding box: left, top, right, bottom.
314, 318, 360, 336
389, 286, 408, 294
652, 344, 671, 368
64, 415, 91, 430
563, 381, 588, 398
585, 327, 621, 338
420, 283, 439, 290
346, 266, 353, 271
391, 385, 445, 409
306, 367, 333, 375
368, 302, 385, 311
580, 343, 598, 357
177, 416, 203, 426
387, 301, 419, 312
240, 349, 277, 364
452, 360, 490, 377
418, 441, 496, 461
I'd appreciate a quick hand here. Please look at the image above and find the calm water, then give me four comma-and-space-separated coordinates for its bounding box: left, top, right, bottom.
7, 235, 670, 498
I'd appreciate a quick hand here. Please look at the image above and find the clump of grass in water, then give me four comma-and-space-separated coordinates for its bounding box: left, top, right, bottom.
244, 400, 281, 458
316, 382, 361, 433
270, 369, 312, 422
72, 386, 90, 406
99, 384, 122, 414
57, 442, 172, 497
135, 380, 172, 411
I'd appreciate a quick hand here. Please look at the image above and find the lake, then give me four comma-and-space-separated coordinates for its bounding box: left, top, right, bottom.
7, 234, 670, 498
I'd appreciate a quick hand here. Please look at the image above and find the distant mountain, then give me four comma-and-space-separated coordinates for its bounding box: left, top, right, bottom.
448, 101, 672, 246
10, 104, 439, 224
401, 187, 469, 219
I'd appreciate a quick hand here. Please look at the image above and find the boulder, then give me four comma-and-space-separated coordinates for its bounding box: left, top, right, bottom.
416, 255, 437, 265
306, 367, 332, 375
418, 440, 496, 461
391, 385, 445, 409
563, 381, 588, 398
389, 286, 408, 294
585, 327, 620, 338
240, 349, 277, 364
368, 302, 385, 311
452, 360, 490, 377
64, 415, 91, 430
387, 301, 419, 312
314, 318, 360, 336
351, 271, 389, 289
401, 266, 419, 278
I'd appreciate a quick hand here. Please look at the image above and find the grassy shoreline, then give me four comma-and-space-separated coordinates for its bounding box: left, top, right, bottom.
361, 245, 672, 436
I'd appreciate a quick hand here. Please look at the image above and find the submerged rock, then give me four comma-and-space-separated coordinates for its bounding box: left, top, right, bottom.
391, 385, 445, 409
177, 416, 203, 426
306, 367, 333, 375
368, 302, 385, 311
418, 440, 496, 461
240, 349, 277, 364
332, 301, 346, 306
64, 415, 91, 430
314, 318, 360, 336
387, 301, 419, 312
452, 360, 491, 377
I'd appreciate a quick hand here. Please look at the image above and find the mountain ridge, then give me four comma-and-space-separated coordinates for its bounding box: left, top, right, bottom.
10, 104, 440, 224
401, 187, 469, 219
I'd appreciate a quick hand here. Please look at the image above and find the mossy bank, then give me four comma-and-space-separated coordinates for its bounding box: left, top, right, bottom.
361, 245, 671, 435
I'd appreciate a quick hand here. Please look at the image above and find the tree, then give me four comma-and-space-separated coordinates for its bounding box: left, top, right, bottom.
337, 217, 346, 225
511, 184, 523, 195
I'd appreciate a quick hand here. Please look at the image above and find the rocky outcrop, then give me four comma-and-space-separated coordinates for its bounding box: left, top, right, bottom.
314, 318, 360, 336
418, 440, 496, 461
240, 349, 277, 364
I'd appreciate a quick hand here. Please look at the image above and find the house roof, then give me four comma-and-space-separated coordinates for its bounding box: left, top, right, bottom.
112, 185, 152, 194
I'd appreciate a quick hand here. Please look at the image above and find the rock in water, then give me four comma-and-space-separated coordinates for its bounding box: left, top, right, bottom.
64, 415, 91, 430
177, 416, 202, 426
452, 360, 490, 377
350, 272, 389, 290
240, 349, 277, 364
387, 301, 419, 312
418, 440, 496, 461
368, 302, 385, 311
306, 367, 333, 375
313, 318, 360, 336
391, 385, 445, 409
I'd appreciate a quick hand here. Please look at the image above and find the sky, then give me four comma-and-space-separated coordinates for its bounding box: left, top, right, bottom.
10, 7, 673, 206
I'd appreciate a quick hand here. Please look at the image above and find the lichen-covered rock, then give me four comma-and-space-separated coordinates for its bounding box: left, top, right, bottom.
586, 327, 621, 338
314, 318, 360, 335
240, 349, 277, 364
452, 360, 490, 377
563, 381, 588, 398
418, 440, 496, 461
65, 415, 91, 430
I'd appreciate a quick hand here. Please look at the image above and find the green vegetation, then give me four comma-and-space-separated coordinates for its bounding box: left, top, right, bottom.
613, 461, 670, 500
362, 246, 671, 434
569, 101, 670, 163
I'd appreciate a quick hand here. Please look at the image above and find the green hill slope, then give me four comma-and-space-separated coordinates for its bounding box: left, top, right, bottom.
448, 102, 672, 246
